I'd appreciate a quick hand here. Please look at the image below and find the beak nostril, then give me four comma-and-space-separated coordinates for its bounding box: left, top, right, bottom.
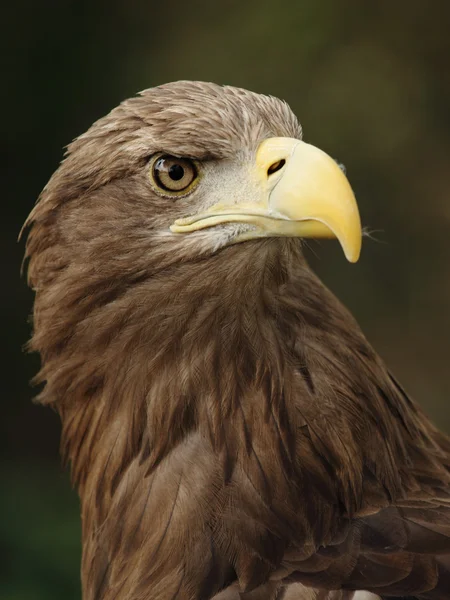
267, 159, 286, 176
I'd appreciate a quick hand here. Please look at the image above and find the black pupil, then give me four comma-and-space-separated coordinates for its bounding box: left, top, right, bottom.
169, 164, 185, 181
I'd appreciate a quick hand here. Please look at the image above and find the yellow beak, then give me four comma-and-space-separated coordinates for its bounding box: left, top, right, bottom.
170, 137, 362, 262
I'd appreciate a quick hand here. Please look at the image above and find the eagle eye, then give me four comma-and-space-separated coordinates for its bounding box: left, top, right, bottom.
150, 155, 198, 195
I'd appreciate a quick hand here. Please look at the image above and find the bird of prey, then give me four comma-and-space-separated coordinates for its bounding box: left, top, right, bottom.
23, 81, 450, 600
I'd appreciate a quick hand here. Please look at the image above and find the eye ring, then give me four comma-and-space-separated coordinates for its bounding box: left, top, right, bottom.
149, 154, 199, 196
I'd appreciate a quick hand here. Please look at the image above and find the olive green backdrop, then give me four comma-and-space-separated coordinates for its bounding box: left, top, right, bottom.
3, 1, 450, 598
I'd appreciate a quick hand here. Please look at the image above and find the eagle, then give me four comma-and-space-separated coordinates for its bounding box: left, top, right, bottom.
23, 81, 450, 600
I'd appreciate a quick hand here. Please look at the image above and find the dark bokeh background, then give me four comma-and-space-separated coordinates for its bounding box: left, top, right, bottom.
3, 1, 450, 598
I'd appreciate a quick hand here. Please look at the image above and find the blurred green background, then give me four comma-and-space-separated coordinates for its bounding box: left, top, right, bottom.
3, 0, 450, 598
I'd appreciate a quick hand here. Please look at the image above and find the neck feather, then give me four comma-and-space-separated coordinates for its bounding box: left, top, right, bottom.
30, 237, 446, 538
47, 239, 303, 497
